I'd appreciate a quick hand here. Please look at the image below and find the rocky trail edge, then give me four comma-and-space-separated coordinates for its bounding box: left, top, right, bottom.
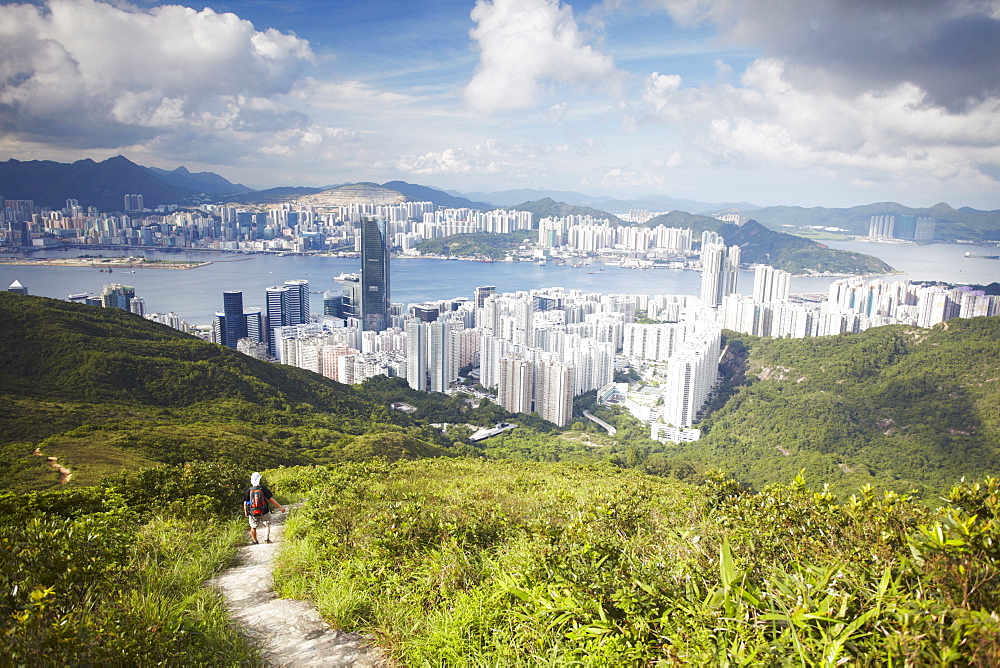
207, 506, 388, 667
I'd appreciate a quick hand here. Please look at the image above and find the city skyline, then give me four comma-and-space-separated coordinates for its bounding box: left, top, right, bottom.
1, 0, 998, 210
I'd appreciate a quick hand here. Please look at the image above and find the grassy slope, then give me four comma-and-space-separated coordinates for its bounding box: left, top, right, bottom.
267, 459, 1000, 665
0, 293, 440, 490
674, 318, 1000, 497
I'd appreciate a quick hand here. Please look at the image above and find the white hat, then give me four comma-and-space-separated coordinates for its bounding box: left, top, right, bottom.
250, 472, 262, 486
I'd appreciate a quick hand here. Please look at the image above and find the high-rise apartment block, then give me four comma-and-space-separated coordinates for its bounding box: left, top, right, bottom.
699, 233, 741, 307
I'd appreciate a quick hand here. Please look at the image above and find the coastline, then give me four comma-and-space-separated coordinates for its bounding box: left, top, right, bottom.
0, 257, 211, 270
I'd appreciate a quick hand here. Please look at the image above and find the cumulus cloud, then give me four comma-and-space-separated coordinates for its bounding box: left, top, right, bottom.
464, 0, 618, 114
648, 0, 1000, 109
396, 140, 581, 179
640, 57, 1000, 190
295, 78, 414, 110
0, 0, 315, 153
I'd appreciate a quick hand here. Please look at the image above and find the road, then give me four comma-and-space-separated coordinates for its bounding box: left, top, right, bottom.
583, 410, 616, 435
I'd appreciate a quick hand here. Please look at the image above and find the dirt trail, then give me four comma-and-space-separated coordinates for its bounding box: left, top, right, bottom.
207, 508, 388, 667
33, 448, 72, 483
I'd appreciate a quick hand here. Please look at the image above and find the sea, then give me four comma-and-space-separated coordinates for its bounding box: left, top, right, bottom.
2, 241, 998, 327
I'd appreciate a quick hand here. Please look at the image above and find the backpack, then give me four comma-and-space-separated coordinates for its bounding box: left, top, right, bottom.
248, 486, 268, 516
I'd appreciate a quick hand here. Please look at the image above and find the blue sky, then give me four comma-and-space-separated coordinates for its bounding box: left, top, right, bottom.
2, 0, 999, 209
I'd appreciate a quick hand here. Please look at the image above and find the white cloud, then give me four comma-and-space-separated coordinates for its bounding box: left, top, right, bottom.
593, 167, 666, 189
645, 0, 1000, 109
295, 78, 414, 111
639, 56, 1000, 191
464, 0, 619, 114
0, 0, 315, 152
395, 140, 583, 179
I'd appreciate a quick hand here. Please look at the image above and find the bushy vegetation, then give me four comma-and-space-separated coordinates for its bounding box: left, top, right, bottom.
663, 318, 1000, 498
414, 231, 527, 259
0, 294, 465, 489
268, 460, 1000, 665
1, 462, 263, 664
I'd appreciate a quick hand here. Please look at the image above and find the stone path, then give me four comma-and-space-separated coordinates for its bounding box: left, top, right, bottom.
207, 508, 388, 667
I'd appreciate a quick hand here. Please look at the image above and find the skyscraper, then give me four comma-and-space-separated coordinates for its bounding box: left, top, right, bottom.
222, 290, 248, 346
700, 241, 741, 307
265, 280, 310, 356
752, 265, 791, 303
405, 319, 427, 391
360, 217, 390, 332
474, 285, 496, 309
101, 284, 136, 310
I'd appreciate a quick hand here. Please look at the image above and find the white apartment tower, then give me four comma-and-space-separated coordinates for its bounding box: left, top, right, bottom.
700, 237, 741, 307
535, 359, 575, 426
405, 319, 427, 390
752, 265, 791, 303
498, 356, 534, 414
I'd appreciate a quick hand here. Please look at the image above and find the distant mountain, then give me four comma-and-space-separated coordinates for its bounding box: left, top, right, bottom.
381, 181, 492, 210
738, 202, 1000, 242
458, 188, 755, 214
512, 198, 622, 224
0, 156, 199, 210
595, 195, 759, 215
461, 188, 603, 207
146, 165, 253, 196
219, 186, 327, 205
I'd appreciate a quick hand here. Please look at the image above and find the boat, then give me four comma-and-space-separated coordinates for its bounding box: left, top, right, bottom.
334, 272, 360, 281
965, 251, 1000, 260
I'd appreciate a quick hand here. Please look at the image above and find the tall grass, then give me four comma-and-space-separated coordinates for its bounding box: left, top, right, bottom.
3, 474, 263, 665
268, 461, 1000, 665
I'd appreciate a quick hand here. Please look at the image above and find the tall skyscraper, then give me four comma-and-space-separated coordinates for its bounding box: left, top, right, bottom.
700, 242, 741, 307
265, 280, 310, 356
101, 283, 136, 310
535, 359, 575, 426
752, 265, 791, 303
405, 319, 427, 390
223, 290, 248, 346
474, 285, 496, 309
360, 217, 390, 332
498, 356, 533, 414
428, 320, 454, 393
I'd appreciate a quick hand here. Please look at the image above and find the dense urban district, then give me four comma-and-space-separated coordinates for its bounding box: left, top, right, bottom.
3, 156, 1000, 664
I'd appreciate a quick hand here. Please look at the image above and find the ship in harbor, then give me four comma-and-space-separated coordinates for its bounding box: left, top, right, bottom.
964, 251, 1000, 260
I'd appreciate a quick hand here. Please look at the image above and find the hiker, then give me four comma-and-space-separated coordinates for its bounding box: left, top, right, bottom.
244, 471, 286, 544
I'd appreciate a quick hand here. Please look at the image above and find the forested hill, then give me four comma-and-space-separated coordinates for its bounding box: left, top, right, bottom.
513, 197, 624, 224
644, 213, 891, 275
0, 294, 458, 490
673, 317, 1000, 497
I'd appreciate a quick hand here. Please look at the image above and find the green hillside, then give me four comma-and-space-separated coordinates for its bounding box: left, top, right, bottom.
513, 197, 623, 224
644, 213, 892, 274
3, 292, 1000, 664
414, 231, 527, 260
668, 318, 1000, 497
742, 202, 1000, 242
0, 293, 452, 490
